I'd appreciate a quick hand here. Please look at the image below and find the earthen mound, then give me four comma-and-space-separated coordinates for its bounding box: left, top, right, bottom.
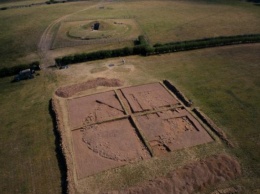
55, 78, 123, 98
103, 154, 241, 194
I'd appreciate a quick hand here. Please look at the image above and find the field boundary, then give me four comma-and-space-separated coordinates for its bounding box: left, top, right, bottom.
55, 34, 260, 66
0, 61, 40, 78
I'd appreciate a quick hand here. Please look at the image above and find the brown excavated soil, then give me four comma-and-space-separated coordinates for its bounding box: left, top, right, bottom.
104, 154, 241, 194
67, 90, 125, 129
55, 77, 123, 98
53, 82, 233, 193
120, 83, 179, 113
72, 118, 151, 179
136, 107, 213, 156
66, 83, 214, 179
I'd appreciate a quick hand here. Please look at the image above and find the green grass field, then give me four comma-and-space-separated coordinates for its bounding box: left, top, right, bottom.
0, 0, 259, 193
0, 0, 260, 68
0, 72, 62, 193
0, 1, 97, 67
1, 44, 259, 193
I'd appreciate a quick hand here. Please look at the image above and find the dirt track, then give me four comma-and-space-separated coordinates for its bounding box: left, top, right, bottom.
103, 154, 241, 194
37, 0, 105, 68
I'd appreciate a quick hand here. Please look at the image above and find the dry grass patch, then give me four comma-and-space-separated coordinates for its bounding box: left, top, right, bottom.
90, 66, 108, 74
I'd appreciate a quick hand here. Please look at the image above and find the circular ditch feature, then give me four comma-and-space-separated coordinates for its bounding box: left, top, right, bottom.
82, 119, 150, 162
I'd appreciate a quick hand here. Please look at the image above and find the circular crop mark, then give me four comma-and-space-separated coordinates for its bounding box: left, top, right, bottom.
82, 123, 145, 162
67, 20, 130, 40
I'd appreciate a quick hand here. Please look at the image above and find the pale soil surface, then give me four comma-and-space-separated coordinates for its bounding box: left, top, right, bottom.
37, 1, 104, 67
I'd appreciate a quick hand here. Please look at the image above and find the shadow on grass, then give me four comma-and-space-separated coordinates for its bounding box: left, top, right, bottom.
47, 65, 58, 69
49, 100, 68, 194
246, 0, 260, 5
246, 0, 260, 2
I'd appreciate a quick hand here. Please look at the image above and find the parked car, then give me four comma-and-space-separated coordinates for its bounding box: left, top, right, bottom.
13, 69, 34, 82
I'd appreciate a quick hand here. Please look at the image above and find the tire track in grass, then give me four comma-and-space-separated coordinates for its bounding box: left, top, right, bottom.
38, 0, 105, 68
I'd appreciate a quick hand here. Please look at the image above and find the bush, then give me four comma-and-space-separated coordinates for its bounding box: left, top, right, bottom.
138, 35, 148, 45
134, 35, 148, 46
0, 61, 40, 78
153, 43, 163, 47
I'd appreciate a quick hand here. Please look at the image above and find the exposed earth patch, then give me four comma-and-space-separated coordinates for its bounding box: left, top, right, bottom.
52, 81, 237, 193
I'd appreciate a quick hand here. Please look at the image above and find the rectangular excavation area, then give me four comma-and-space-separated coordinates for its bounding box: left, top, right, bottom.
136, 108, 213, 156
67, 91, 125, 129
120, 83, 179, 113
71, 118, 151, 179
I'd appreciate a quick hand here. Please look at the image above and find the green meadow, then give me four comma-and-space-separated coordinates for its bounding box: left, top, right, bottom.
0, 0, 259, 193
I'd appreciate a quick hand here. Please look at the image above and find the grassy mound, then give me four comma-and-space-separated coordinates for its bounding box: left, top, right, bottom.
67, 20, 130, 40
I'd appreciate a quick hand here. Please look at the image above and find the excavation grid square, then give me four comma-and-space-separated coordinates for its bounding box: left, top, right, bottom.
120, 82, 179, 113
135, 108, 213, 156
67, 91, 125, 129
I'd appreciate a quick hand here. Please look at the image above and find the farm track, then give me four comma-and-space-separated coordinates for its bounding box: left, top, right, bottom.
38, 0, 105, 68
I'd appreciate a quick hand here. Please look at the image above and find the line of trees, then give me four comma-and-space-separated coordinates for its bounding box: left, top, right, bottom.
55, 35, 152, 65
55, 47, 134, 66
2, 34, 258, 78
55, 34, 260, 66
153, 34, 260, 54
0, 61, 40, 78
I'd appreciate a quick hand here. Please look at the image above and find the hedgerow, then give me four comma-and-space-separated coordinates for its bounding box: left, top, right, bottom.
55, 34, 260, 66
0, 61, 40, 78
